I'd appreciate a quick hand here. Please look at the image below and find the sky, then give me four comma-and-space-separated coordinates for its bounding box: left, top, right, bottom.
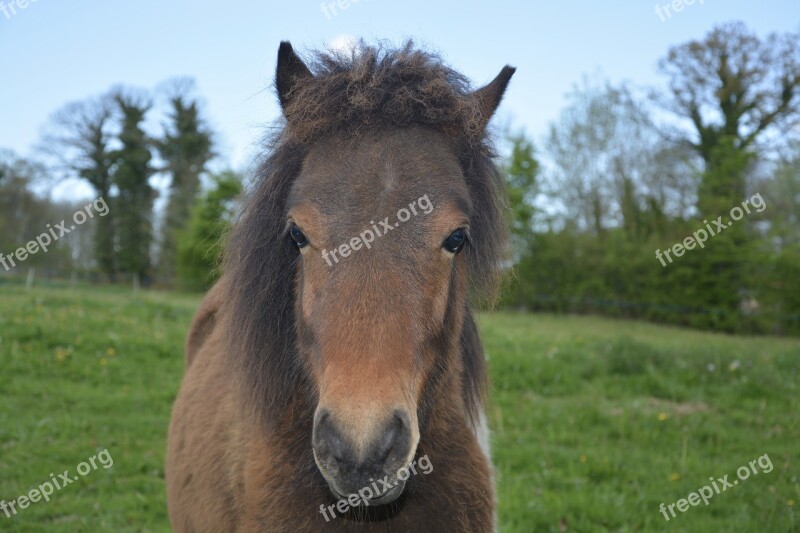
1, 0, 798, 200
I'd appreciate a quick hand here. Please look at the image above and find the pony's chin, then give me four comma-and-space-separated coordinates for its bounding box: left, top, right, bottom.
328, 480, 406, 506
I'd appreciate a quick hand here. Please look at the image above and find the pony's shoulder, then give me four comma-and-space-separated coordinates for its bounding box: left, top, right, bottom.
185, 278, 226, 367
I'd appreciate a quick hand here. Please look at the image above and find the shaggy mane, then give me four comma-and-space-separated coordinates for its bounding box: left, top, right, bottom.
282, 41, 487, 149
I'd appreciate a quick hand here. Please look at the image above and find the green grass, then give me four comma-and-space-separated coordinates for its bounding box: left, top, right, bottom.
482, 313, 799, 532
0, 284, 195, 532
0, 285, 798, 531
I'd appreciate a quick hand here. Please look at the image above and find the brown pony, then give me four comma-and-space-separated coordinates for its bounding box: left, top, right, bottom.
166, 41, 514, 532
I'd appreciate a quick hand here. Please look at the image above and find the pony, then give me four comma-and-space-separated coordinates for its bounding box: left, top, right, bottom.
166, 40, 514, 532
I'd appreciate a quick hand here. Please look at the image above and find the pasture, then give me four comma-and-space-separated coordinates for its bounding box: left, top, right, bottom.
0, 283, 797, 532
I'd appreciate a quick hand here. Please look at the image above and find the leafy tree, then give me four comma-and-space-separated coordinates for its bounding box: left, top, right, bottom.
156, 79, 214, 285
503, 133, 539, 256
176, 171, 242, 291
759, 145, 800, 334
0, 151, 49, 258
0, 151, 78, 275
112, 91, 155, 282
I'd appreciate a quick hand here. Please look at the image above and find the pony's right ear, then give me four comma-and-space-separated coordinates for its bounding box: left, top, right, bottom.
276, 41, 313, 111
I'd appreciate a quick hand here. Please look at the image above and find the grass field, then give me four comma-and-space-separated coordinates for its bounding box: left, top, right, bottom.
0, 283, 798, 532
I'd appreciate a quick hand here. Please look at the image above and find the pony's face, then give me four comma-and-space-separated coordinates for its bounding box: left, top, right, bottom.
287, 127, 471, 503
258, 40, 514, 505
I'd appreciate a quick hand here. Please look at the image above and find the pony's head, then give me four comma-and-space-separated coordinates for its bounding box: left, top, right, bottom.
224, 41, 512, 505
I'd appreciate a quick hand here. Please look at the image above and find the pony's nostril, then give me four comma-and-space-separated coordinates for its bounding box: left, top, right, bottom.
314, 410, 352, 469
375, 414, 403, 463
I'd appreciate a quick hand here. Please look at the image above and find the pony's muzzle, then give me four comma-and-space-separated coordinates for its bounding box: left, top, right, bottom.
312, 408, 415, 504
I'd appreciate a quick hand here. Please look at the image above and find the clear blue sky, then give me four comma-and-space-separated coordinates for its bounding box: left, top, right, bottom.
1, 0, 797, 199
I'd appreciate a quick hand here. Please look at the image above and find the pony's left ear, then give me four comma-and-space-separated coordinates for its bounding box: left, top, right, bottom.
276, 41, 313, 111
470, 65, 516, 131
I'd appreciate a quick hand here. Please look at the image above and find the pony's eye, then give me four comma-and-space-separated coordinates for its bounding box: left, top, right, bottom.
443, 228, 467, 254
290, 224, 308, 248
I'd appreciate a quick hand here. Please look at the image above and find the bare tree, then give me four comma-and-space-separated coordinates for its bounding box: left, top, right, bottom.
545, 78, 671, 236
38, 94, 118, 279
